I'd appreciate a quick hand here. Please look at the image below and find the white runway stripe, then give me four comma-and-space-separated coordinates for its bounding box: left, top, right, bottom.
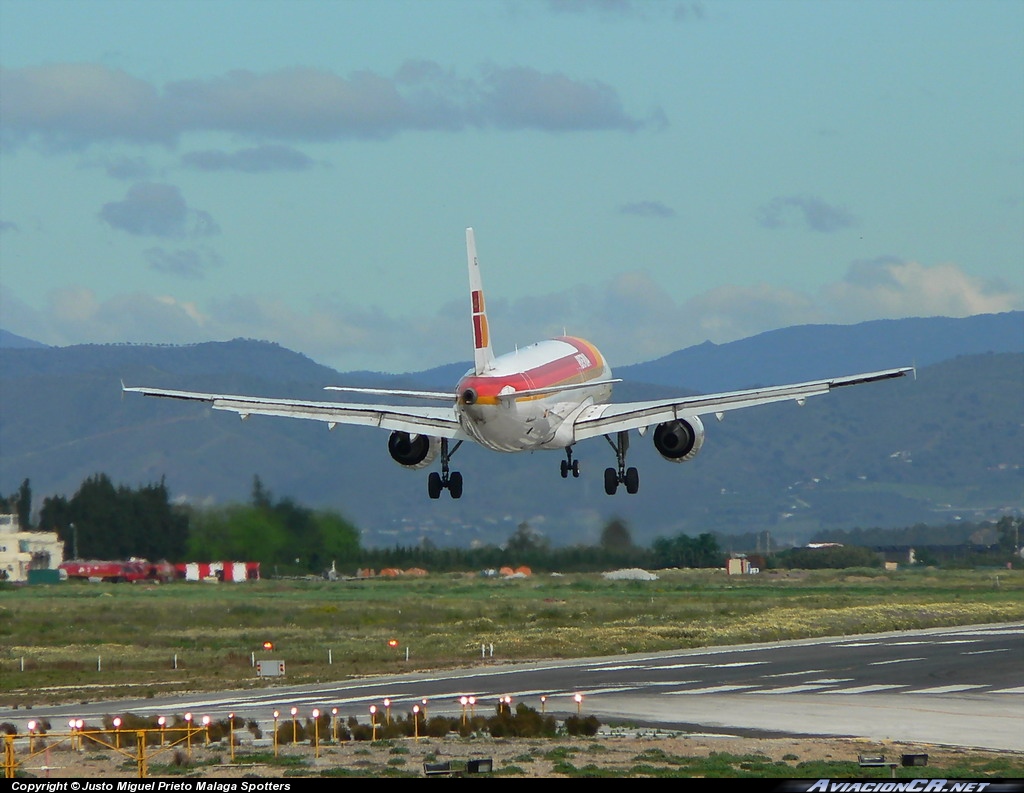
820, 685, 907, 694
910, 685, 988, 694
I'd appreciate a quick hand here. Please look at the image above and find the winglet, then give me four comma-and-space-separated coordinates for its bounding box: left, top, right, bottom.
467, 228, 496, 374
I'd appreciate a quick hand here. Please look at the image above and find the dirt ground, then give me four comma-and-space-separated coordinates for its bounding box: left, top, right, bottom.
14, 731, 1022, 778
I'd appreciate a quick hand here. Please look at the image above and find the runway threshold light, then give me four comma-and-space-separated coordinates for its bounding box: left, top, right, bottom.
263, 641, 274, 650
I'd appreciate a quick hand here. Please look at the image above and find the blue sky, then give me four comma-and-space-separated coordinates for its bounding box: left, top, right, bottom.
1, 0, 1021, 373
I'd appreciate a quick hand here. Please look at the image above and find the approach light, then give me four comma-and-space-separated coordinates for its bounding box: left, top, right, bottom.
387, 638, 399, 648
263, 641, 274, 650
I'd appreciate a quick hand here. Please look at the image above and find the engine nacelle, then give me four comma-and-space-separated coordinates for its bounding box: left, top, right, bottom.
387, 431, 441, 470
653, 417, 705, 463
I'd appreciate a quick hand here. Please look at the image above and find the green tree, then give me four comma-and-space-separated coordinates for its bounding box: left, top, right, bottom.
187, 505, 290, 564
996, 515, 1021, 553
778, 545, 882, 569
5, 479, 32, 529
314, 510, 362, 567
38, 474, 188, 560
506, 521, 549, 556
187, 483, 361, 572
651, 532, 722, 568
251, 474, 272, 510
599, 517, 633, 552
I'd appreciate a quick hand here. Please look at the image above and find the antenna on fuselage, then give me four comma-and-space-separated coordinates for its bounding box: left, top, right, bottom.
467, 228, 496, 375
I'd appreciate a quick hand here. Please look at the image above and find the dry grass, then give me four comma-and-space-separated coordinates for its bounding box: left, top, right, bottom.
2, 567, 1021, 706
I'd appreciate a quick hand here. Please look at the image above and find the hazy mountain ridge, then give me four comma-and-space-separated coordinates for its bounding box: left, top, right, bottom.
0, 329, 49, 350
406, 311, 1023, 392
1, 314, 1021, 547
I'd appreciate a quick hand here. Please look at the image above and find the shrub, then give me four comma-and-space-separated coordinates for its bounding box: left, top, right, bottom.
564, 715, 601, 736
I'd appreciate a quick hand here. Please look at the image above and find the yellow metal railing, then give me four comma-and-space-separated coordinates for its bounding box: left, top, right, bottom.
3, 722, 209, 779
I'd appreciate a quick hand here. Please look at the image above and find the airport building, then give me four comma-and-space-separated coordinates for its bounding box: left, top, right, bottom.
0, 513, 65, 582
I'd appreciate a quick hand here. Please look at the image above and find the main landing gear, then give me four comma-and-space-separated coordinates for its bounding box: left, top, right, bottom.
560, 447, 581, 478
603, 430, 639, 495
560, 435, 640, 494
428, 438, 464, 499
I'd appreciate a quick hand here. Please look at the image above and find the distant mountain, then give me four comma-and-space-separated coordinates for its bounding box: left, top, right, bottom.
0, 329, 48, 349
615, 312, 1024, 392
1, 316, 1021, 549
407, 312, 1023, 391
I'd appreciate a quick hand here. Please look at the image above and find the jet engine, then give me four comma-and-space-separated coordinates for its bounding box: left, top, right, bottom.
387, 431, 441, 469
653, 417, 705, 463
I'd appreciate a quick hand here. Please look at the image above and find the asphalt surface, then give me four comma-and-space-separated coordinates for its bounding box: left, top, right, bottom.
4, 623, 1021, 751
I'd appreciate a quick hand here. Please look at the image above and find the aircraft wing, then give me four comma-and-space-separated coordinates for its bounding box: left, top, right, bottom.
573, 367, 914, 441
122, 385, 463, 438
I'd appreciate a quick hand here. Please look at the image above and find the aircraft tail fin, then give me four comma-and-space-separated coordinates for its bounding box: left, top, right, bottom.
467, 228, 496, 374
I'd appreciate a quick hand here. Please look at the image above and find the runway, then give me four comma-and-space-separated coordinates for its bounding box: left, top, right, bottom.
4, 623, 1020, 751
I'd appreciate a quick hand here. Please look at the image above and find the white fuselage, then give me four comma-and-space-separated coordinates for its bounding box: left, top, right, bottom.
453, 336, 613, 452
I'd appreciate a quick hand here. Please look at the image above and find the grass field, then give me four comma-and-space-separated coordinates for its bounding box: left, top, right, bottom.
2, 566, 1022, 707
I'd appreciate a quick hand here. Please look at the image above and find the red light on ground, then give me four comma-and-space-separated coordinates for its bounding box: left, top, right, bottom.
263, 641, 274, 650
387, 639, 399, 648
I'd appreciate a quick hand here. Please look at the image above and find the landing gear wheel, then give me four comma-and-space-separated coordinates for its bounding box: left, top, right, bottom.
561, 448, 581, 480
603, 431, 640, 495
427, 438, 465, 499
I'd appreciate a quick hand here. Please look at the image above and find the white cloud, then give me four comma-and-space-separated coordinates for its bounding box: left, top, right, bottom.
1, 61, 652, 149
824, 258, 1022, 321
144, 247, 223, 279
757, 195, 857, 233
3, 259, 1019, 372
180, 145, 317, 173
0, 63, 170, 148
14, 287, 212, 346
619, 200, 675, 218
545, 1, 706, 21
99, 183, 220, 239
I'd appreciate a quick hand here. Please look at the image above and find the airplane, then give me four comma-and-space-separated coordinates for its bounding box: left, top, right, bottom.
124, 228, 914, 499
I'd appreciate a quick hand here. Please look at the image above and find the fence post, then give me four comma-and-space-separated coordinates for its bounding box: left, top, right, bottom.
4, 734, 15, 779
136, 730, 147, 778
